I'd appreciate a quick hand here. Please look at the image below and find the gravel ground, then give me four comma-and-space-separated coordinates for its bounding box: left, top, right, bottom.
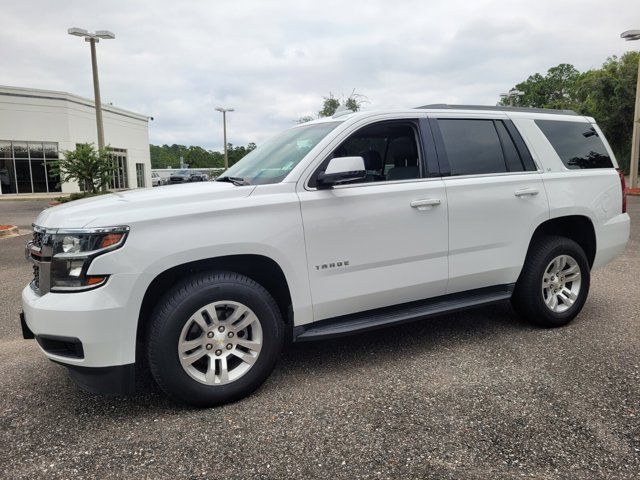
0, 198, 639, 479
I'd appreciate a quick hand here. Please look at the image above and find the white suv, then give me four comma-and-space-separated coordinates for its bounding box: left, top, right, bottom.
21, 105, 630, 406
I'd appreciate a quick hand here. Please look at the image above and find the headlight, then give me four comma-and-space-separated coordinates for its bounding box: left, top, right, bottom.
49, 227, 129, 292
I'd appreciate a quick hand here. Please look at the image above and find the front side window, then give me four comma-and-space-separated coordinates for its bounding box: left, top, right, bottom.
221, 122, 340, 185
437, 119, 507, 176
310, 121, 422, 187
535, 120, 613, 169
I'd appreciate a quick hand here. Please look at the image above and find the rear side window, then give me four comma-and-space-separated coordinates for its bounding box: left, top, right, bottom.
535, 120, 613, 169
437, 119, 507, 176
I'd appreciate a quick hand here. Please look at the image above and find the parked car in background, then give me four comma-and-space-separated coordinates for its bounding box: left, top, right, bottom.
191, 171, 206, 182
169, 170, 205, 184
20, 105, 630, 407
151, 172, 162, 187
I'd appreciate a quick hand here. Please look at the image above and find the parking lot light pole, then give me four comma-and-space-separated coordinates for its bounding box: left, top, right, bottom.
67, 28, 115, 152
215, 107, 234, 169
621, 29, 640, 188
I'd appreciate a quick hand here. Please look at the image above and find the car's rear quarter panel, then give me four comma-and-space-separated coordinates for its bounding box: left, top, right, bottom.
511, 115, 630, 269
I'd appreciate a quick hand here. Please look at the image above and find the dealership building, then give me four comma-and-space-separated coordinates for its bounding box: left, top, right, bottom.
0, 85, 152, 195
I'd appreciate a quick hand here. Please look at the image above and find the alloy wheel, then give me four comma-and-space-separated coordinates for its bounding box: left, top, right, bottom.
541, 254, 582, 313
177, 301, 263, 385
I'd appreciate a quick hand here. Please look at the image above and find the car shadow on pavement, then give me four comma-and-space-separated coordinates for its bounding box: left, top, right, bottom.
42, 300, 538, 414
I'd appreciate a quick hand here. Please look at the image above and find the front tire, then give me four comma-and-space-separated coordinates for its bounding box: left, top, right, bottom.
147, 271, 284, 407
512, 235, 590, 328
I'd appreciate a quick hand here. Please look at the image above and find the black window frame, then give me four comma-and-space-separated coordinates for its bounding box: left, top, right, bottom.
430, 117, 537, 177
308, 119, 437, 188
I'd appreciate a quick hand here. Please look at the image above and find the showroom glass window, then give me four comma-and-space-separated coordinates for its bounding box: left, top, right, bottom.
0, 140, 61, 194
136, 163, 145, 187
109, 148, 128, 189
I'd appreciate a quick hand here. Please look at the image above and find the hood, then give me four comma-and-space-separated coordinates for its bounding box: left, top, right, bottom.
35, 182, 256, 229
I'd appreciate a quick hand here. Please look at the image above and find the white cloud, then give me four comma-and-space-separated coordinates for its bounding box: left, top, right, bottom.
1, 0, 638, 149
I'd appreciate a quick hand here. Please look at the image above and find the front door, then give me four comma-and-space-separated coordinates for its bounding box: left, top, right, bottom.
297, 120, 449, 321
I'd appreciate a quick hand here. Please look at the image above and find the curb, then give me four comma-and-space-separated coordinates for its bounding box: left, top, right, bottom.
627, 188, 640, 197
0, 225, 19, 237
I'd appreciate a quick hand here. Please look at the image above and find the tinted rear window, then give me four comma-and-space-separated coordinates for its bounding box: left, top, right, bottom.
535, 120, 613, 169
438, 119, 507, 176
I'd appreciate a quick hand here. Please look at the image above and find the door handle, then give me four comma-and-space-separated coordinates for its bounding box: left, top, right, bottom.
514, 188, 539, 197
410, 198, 441, 210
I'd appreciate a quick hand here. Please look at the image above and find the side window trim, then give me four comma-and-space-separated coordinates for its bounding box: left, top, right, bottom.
493, 120, 521, 172
503, 120, 537, 171
418, 118, 442, 177
428, 117, 451, 177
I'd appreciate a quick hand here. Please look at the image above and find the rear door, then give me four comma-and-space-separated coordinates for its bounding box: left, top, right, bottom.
430, 115, 550, 293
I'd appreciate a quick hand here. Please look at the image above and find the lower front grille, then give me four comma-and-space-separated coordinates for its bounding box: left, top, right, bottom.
35, 335, 84, 359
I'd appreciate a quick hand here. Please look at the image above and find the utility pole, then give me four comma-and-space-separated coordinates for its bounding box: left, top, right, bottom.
89, 38, 105, 149
215, 107, 234, 169
68, 28, 115, 151
621, 30, 640, 188
68, 28, 115, 191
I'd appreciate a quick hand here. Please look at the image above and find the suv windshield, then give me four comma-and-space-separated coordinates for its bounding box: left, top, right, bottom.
220, 122, 340, 185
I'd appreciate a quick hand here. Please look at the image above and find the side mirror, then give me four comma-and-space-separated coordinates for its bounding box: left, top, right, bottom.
317, 156, 366, 188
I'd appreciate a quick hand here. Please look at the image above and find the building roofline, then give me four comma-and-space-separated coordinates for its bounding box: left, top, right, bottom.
0, 85, 150, 122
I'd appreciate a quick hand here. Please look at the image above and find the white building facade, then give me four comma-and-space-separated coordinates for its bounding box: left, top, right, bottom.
0, 85, 151, 195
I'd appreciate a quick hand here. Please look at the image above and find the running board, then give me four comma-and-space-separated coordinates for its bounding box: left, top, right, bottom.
293, 284, 515, 342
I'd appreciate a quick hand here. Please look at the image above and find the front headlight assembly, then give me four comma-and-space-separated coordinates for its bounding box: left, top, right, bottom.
48, 226, 129, 292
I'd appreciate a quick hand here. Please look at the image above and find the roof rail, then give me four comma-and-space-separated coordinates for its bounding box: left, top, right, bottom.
415, 104, 578, 116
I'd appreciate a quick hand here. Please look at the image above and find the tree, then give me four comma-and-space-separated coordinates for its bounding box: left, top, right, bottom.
149, 142, 257, 169
500, 53, 640, 172
297, 90, 369, 123
227, 142, 257, 167
51, 143, 116, 193
318, 93, 341, 117
575, 52, 640, 172
499, 64, 581, 110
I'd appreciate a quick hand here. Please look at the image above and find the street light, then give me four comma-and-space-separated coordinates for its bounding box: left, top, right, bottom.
500, 88, 525, 107
621, 29, 640, 189
68, 27, 115, 151
215, 107, 234, 169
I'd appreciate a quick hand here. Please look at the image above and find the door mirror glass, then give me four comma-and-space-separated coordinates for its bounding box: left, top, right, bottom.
317, 156, 366, 188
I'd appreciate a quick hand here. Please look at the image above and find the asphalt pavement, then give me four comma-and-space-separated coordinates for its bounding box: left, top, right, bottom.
0, 197, 639, 479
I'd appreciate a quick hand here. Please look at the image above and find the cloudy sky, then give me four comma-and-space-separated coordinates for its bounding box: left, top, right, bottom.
1, 0, 639, 150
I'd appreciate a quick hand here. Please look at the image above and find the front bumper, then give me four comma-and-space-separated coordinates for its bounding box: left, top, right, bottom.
21, 276, 140, 395
21, 273, 141, 368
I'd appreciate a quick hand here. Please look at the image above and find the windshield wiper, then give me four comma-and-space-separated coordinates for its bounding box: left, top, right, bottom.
216, 176, 250, 186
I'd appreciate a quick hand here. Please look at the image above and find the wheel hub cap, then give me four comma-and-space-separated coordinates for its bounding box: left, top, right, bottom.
542, 254, 581, 313
177, 301, 263, 385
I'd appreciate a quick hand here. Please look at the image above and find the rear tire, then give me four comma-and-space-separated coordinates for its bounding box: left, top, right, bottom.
512, 235, 590, 328
147, 271, 284, 407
